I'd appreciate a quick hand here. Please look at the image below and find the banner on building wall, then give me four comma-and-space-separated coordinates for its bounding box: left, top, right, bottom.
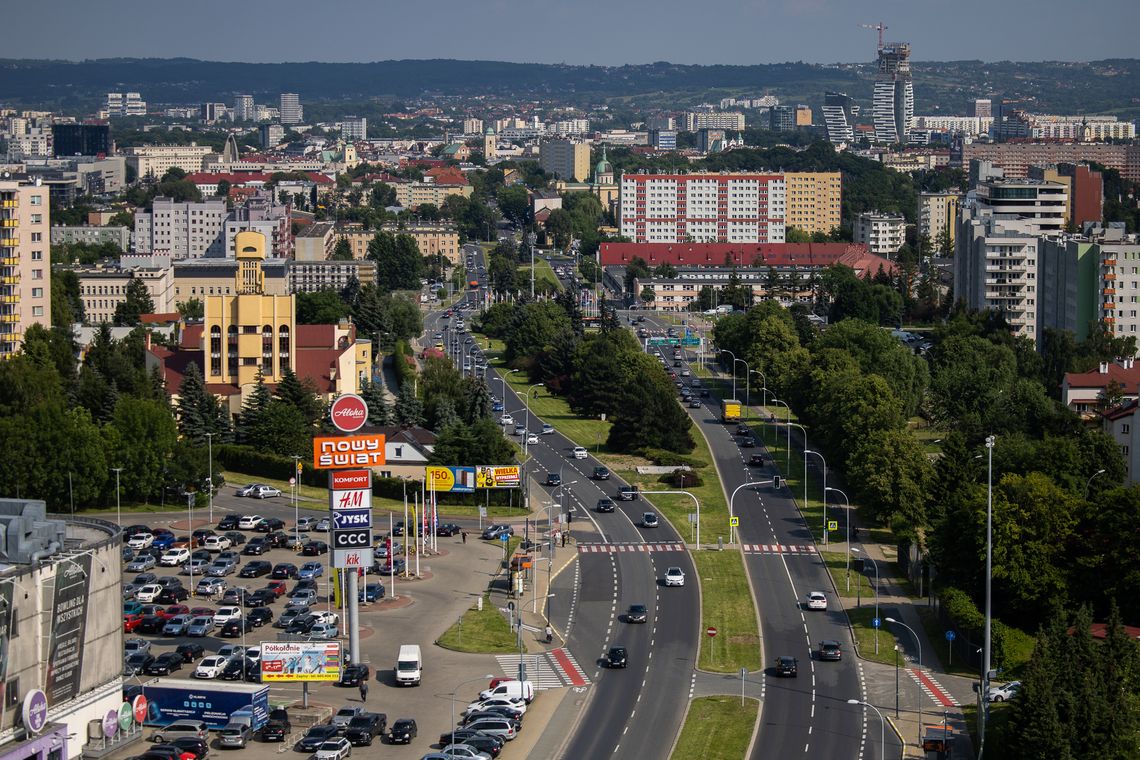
45, 554, 92, 704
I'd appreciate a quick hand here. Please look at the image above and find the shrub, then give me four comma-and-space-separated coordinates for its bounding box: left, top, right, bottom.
642, 447, 707, 469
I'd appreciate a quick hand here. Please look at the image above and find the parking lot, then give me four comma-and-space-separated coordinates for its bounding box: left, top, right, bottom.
115, 490, 564, 760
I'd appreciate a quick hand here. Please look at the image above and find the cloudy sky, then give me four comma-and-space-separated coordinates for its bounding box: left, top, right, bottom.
7, 0, 1138, 65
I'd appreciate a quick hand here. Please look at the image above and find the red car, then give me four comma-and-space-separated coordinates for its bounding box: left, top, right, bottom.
161, 604, 190, 620
189, 607, 214, 617
123, 614, 142, 633
266, 580, 288, 598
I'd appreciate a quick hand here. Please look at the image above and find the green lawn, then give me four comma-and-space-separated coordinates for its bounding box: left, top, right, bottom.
670, 696, 758, 760
692, 552, 762, 672
520, 258, 562, 292
819, 551, 874, 600
847, 605, 908, 666
436, 594, 518, 653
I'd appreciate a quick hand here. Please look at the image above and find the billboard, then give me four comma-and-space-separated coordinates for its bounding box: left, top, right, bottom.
259, 642, 342, 682
475, 465, 521, 489
45, 554, 92, 704
330, 488, 371, 512
425, 466, 477, 493
312, 434, 386, 470
139, 680, 269, 729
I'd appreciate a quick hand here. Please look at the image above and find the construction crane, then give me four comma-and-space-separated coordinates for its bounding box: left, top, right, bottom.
859, 22, 888, 50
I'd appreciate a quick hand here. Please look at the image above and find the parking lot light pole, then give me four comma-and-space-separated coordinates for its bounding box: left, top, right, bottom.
826, 487, 852, 589
847, 699, 885, 760
886, 616, 923, 740
111, 467, 123, 527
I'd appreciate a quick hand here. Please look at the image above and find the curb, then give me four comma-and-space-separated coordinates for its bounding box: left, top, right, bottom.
886, 714, 909, 756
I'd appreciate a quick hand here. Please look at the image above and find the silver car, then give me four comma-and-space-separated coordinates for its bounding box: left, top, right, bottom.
218, 722, 251, 748
208, 559, 237, 577
463, 717, 517, 742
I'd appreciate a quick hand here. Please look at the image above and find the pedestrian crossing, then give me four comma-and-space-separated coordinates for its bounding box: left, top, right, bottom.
908, 668, 960, 707
494, 648, 591, 690
741, 544, 818, 555
577, 542, 686, 554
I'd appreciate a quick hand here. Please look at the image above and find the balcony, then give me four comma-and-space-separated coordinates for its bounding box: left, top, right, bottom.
1105, 317, 1116, 325
0, 314, 17, 324
1, 200, 16, 209
1104, 273, 1117, 281
0, 219, 16, 228
1104, 303, 1117, 310
0, 238, 17, 248
1104, 288, 1117, 296
1104, 259, 1117, 266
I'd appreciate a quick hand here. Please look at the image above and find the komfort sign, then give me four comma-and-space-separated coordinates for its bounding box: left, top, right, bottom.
329, 394, 368, 433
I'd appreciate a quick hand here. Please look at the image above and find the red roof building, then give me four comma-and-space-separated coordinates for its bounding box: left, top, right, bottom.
599, 241, 896, 275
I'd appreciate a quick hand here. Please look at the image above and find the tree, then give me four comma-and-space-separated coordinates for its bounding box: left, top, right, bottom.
235, 372, 273, 447
623, 256, 651, 293
496, 185, 530, 227
393, 383, 424, 428
846, 428, 933, 533
545, 208, 574, 250
216, 179, 231, 198
639, 285, 655, 306
607, 358, 696, 454
330, 237, 353, 261
359, 379, 392, 427
275, 367, 322, 427
653, 262, 677, 278
108, 396, 178, 502
51, 269, 84, 327
297, 289, 351, 324
369, 231, 425, 291
0, 401, 107, 510
175, 362, 232, 445
177, 298, 204, 320
113, 278, 155, 326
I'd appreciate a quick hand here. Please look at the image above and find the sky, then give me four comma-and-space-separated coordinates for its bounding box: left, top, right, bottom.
6, 0, 1139, 66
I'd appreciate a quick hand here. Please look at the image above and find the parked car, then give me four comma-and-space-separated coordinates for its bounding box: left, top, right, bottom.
301, 541, 329, 557
246, 589, 276, 607
182, 559, 210, 575
271, 563, 298, 579
299, 561, 325, 579
163, 615, 192, 636
127, 555, 157, 572
241, 538, 269, 556
213, 606, 243, 624
175, 642, 205, 663
234, 485, 264, 498
160, 548, 191, 567
239, 514, 264, 529
248, 607, 274, 627
259, 709, 291, 742
359, 583, 385, 602
135, 584, 164, 604
144, 652, 185, 676
222, 531, 247, 546
436, 523, 461, 537
128, 533, 155, 550
216, 514, 241, 530
313, 737, 352, 760
151, 720, 209, 743
219, 618, 254, 637
207, 560, 236, 577
338, 663, 370, 687
218, 722, 251, 748
331, 706, 364, 733
238, 560, 272, 578
309, 622, 339, 640
295, 725, 339, 752
202, 535, 232, 552
194, 655, 229, 679
481, 525, 513, 540
155, 586, 190, 604
186, 615, 215, 637
344, 712, 387, 746
196, 577, 226, 596
124, 653, 154, 675
388, 718, 416, 745
986, 681, 1022, 702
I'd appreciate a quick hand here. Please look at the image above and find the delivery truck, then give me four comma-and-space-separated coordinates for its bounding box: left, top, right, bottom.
137, 678, 269, 730
721, 399, 742, 423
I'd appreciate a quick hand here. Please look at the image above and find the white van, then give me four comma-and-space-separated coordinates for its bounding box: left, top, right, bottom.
479, 679, 534, 704
395, 644, 422, 686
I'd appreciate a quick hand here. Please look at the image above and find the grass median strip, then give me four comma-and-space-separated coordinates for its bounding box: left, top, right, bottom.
692, 551, 761, 672
670, 696, 758, 760
436, 594, 518, 653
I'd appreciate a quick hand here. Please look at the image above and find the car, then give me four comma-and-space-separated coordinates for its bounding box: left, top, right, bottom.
466, 697, 527, 716
338, 663, 371, 687
481, 524, 513, 540
124, 653, 155, 675
128, 533, 155, 549
127, 555, 157, 572
572, 446, 588, 459
238, 560, 272, 578
436, 729, 501, 751
437, 745, 491, 760
125, 637, 152, 657
344, 712, 386, 746
216, 514, 241, 530
388, 718, 417, 744
241, 538, 269, 556
295, 725, 339, 752
591, 466, 610, 480
145, 652, 186, 676
513, 424, 526, 436
213, 606, 243, 624
541, 423, 555, 435
160, 548, 191, 567
135, 584, 164, 603
202, 535, 232, 552
775, 656, 798, 677
359, 583, 385, 602
260, 709, 291, 742
123, 613, 144, 633
191, 528, 217, 547
310, 622, 340, 640
525, 433, 539, 445
218, 658, 249, 681
640, 512, 659, 528
301, 541, 329, 557
606, 646, 628, 668
545, 472, 561, 487
625, 604, 648, 624
748, 454, 765, 466
244, 587, 274, 607
151, 720, 209, 743
155, 586, 190, 604
182, 558, 210, 575
462, 718, 517, 743
257, 518, 286, 533
163, 615, 192, 636
681, 369, 690, 377
218, 722, 252, 749
491, 401, 504, 412
271, 563, 298, 579
617, 485, 639, 501
700, 388, 710, 397
275, 608, 308, 629
688, 398, 703, 408
735, 424, 750, 435
251, 485, 281, 499
171, 643, 205, 665
208, 560, 236, 577
265, 580, 288, 597
221, 586, 250, 604
296, 516, 319, 531
436, 523, 460, 537
986, 681, 1022, 702
664, 567, 686, 587
595, 498, 615, 513
739, 436, 755, 448
805, 591, 827, 611
193, 655, 228, 679
331, 706, 364, 733
160, 604, 190, 620
222, 531, 246, 546
248, 607, 274, 627
297, 561, 325, 580
196, 577, 226, 596
219, 617, 254, 637
498, 414, 514, 426
818, 640, 843, 662
235, 485, 264, 498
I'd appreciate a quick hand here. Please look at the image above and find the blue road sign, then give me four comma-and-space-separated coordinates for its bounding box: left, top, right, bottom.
946, 630, 957, 642
500, 534, 509, 542
872, 617, 881, 629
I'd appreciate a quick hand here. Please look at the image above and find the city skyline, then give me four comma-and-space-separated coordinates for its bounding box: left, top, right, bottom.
3, 0, 1138, 66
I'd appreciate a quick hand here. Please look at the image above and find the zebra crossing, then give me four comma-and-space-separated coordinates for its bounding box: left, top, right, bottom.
577, 542, 686, 554
740, 544, 818, 555
494, 648, 590, 690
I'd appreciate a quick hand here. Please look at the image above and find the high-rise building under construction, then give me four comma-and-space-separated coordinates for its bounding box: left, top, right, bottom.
873, 42, 914, 143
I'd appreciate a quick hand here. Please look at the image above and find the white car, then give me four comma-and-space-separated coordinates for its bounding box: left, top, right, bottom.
238, 515, 264, 530
664, 567, 686, 587
135, 584, 164, 603
805, 591, 828, 611
313, 737, 352, 760
526, 434, 539, 445
160, 548, 191, 567
499, 414, 514, 426
465, 696, 527, 716
202, 535, 232, 552
313, 611, 340, 625
437, 745, 489, 759
572, 446, 588, 460
541, 424, 554, 435
245, 646, 261, 664
194, 656, 229, 679
127, 533, 154, 549
213, 606, 242, 624
986, 681, 1022, 702
680, 368, 690, 377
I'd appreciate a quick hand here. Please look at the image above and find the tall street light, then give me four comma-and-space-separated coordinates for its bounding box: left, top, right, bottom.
205, 432, 214, 526
770, 397, 792, 468
750, 368, 767, 409
826, 486, 852, 590
1084, 468, 1106, 497
727, 481, 771, 547
719, 349, 738, 400
450, 673, 495, 750
497, 369, 518, 409
804, 449, 827, 544
981, 434, 995, 758
847, 699, 885, 760
852, 547, 880, 654
111, 467, 123, 527
886, 616, 924, 742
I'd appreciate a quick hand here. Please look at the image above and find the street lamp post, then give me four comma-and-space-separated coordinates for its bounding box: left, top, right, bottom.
1084, 468, 1107, 497
826, 487, 852, 590
450, 674, 495, 750
642, 490, 702, 549
727, 481, 772, 547
553, 481, 578, 535
750, 368, 767, 409
111, 467, 123, 527
805, 449, 827, 544
886, 616, 924, 742
205, 432, 214, 526
719, 349, 738, 400
847, 699, 886, 760
291, 455, 301, 535
732, 357, 750, 409
981, 434, 995, 758
853, 547, 880, 653
770, 397, 792, 468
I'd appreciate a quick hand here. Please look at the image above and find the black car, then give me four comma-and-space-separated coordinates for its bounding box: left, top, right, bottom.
136, 615, 166, 635
265, 530, 289, 548
391, 521, 405, 537
155, 587, 190, 604
739, 437, 755, 448
592, 466, 610, 480
271, 563, 298, 579
216, 514, 241, 531
220, 618, 254, 637
141, 747, 182, 760
122, 546, 136, 562
436, 523, 461, 537
123, 524, 151, 538
123, 653, 154, 675
175, 643, 205, 663
223, 531, 247, 546
775, 656, 798, 677
748, 454, 765, 466
458, 733, 504, 758
596, 498, 616, 513
143, 652, 185, 676
294, 724, 338, 752
301, 541, 328, 556
344, 713, 387, 746
439, 728, 498, 748
389, 718, 417, 745
246, 589, 276, 607
618, 485, 639, 501
338, 663, 370, 687
818, 640, 842, 662
191, 528, 215, 546
255, 518, 285, 533
191, 549, 212, 562
219, 658, 248, 681
260, 709, 291, 742
545, 473, 562, 487
606, 646, 628, 668
286, 614, 318, 634
625, 604, 648, 623
239, 561, 272, 579
167, 738, 209, 760
248, 607, 274, 627
242, 538, 268, 555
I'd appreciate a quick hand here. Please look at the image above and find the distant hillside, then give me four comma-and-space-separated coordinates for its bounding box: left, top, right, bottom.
0, 57, 1137, 119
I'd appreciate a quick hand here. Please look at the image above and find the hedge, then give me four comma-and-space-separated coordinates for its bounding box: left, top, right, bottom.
642, 447, 708, 469
392, 339, 416, 390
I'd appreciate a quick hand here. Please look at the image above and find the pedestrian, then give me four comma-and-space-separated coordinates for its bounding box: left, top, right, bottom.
461, 531, 467, 544
545, 625, 553, 644
561, 532, 567, 548
359, 679, 368, 703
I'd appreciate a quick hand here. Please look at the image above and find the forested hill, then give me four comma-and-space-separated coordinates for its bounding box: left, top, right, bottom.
1, 57, 1137, 117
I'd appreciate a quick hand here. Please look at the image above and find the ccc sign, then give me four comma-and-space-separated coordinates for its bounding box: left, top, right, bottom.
331, 529, 372, 548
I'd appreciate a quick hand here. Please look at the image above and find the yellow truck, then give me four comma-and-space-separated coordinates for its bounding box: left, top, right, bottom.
722, 399, 742, 423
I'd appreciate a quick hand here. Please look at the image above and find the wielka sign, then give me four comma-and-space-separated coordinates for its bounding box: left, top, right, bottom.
329, 394, 369, 433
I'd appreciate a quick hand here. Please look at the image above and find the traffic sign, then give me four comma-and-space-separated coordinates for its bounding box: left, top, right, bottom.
706, 626, 718, 637
500, 534, 510, 542
872, 617, 881, 629
828, 520, 838, 532
289, 477, 296, 486
729, 516, 740, 527
945, 630, 957, 642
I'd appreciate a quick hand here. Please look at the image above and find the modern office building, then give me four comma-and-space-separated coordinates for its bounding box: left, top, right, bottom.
975, 178, 1068, 233
968, 99, 993, 118
0, 179, 51, 358
123, 144, 214, 179
769, 106, 795, 132
233, 94, 256, 122
784, 172, 842, 237
105, 92, 146, 117
821, 92, 858, 144
1028, 163, 1104, 228
539, 139, 591, 182
51, 124, 111, 157
279, 93, 303, 125
619, 172, 786, 244
648, 129, 678, 150
918, 192, 961, 250
199, 102, 227, 124
684, 112, 746, 131
872, 42, 914, 143
853, 211, 907, 255
259, 123, 285, 148
133, 197, 227, 259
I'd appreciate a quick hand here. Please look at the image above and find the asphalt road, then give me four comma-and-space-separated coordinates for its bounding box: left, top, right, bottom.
631, 310, 901, 760
422, 264, 700, 759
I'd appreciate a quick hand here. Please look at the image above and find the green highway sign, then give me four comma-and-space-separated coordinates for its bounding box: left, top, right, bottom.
681, 338, 701, 346
647, 337, 680, 346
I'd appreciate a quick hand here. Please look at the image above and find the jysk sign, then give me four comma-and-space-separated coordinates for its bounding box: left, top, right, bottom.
332, 510, 371, 530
